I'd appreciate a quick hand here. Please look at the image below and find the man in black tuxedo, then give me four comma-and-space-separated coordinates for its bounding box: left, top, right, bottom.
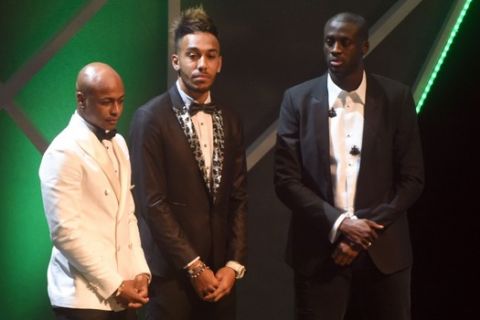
274, 12, 424, 320
129, 6, 247, 320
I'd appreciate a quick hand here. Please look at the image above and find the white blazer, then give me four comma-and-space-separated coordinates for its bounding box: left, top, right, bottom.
39, 112, 150, 311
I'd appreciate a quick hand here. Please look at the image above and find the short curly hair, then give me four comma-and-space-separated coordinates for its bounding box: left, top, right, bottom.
171, 6, 219, 52
325, 12, 369, 43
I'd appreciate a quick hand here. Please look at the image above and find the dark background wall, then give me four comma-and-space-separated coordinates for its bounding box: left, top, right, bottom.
410, 5, 479, 317
1, 0, 478, 319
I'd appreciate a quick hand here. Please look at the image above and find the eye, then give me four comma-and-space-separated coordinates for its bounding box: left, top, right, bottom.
99, 99, 114, 106
207, 52, 218, 59
187, 52, 199, 59
325, 37, 335, 47
341, 39, 352, 47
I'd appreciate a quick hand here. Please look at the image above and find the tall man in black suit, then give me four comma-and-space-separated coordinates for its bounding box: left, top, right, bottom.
129, 7, 247, 320
274, 12, 424, 320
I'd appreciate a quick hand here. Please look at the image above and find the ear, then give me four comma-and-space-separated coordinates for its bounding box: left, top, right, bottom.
76, 91, 85, 108
171, 54, 180, 71
217, 55, 223, 73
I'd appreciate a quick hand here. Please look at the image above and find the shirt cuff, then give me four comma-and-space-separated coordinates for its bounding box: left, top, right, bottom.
136, 272, 151, 283
226, 261, 246, 279
328, 212, 357, 243
184, 256, 200, 269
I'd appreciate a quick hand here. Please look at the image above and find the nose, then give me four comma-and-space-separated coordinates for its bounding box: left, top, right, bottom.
197, 55, 207, 71
331, 41, 341, 54
111, 101, 122, 115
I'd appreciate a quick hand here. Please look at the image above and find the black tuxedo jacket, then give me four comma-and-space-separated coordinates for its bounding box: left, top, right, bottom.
129, 86, 247, 276
274, 73, 424, 276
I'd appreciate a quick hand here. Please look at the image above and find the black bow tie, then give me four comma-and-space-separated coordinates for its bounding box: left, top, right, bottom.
189, 102, 216, 116
93, 127, 117, 141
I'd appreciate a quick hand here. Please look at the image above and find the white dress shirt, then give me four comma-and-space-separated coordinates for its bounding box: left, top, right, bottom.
176, 81, 214, 178
327, 72, 366, 242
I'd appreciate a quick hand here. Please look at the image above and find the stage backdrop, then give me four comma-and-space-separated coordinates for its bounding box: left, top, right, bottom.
1, 0, 478, 319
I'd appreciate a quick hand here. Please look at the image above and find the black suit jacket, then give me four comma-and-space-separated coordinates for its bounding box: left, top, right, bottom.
129, 86, 247, 277
274, 73, 424, 276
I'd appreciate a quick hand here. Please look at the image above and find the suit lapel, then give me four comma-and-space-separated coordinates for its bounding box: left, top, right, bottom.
70, 113, 121, 202
360, 74, 383, 163
311, 76, 335, 203
112, 138, 129, 218
356, 74, 383, 207
210, 110, 224, 200
172, 107, 211, 189
169, 86, 224, 201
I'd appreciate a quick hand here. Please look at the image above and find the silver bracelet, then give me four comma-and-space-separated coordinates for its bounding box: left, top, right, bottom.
188, 262, 209, 279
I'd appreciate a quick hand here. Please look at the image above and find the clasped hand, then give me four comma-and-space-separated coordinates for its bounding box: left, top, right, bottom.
115, 274, 149, 308
190, 265, 236, 302
332, 218, 384, 266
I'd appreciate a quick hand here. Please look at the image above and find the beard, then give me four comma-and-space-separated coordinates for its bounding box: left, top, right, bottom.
178, 71, 214, 95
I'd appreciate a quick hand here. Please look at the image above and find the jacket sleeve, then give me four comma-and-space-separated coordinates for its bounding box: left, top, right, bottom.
274, 89, 343, 236
39, 146, 123, 299
129, 108, 198, 270
226, 116, 248, 264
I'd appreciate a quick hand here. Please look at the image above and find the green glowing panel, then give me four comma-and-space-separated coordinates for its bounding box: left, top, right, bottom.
0, 0, 88, 82
0, 110, 52, 319
16, 0, 168, 141
416, 0, 473, 113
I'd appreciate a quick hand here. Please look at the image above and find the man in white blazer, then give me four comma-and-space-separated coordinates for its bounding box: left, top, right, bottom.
39, 62, 151, 320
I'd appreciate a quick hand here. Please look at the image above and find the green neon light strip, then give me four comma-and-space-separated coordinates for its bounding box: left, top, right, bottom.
416, 0, 473, 113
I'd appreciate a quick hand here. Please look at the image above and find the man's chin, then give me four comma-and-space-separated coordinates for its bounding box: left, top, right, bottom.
329, 65, 345, 74
102, 124, 117, 131
191, 85, 212, 94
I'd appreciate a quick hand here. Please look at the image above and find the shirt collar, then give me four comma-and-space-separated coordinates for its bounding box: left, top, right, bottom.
176, 80, 211, 110
75, 110, 115, 141
327, 71, 367, 108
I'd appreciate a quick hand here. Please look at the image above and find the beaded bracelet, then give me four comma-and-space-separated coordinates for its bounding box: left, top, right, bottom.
187, 262, 209, 279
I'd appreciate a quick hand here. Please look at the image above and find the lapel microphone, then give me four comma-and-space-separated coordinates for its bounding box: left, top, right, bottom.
350, 145, 361, 156
328, 108, 337, 118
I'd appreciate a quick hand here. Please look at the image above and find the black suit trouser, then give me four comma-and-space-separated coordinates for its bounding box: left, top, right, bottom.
294, 253, 411, 320
53, 307, 137, 320
145, 274, 236, 320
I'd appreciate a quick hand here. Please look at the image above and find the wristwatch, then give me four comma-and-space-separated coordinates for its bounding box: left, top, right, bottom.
226, 261, 246, 279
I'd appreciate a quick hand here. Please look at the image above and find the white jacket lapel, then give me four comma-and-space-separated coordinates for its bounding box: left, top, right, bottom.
111, 137, 129, 219
70, 113, 121, 202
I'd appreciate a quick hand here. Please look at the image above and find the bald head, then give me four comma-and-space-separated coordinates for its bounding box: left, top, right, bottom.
76, 62, 122, 95
76, 62, 125, 130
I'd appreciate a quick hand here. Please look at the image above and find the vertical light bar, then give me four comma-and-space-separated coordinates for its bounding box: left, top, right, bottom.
414, 0, 473, 113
